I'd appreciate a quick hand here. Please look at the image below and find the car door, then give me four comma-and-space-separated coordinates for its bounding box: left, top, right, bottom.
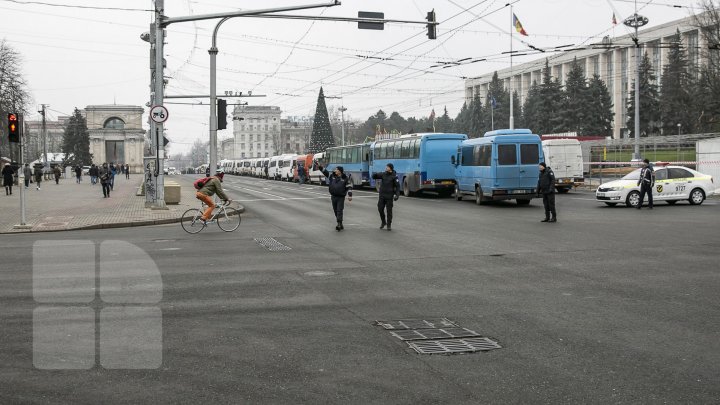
652, 169, 669, 201
668, 167, 693, 198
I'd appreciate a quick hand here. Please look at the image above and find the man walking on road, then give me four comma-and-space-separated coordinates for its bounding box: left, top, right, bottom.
537, 162, 557, 222
74, 166, 82, 183
89, 164, 98, 185
99, 163, 111, 198
34, 165, 43, 191
125, 163, 130, 179
637, 159, 654, 210
53, 165, 62, 185
319, 165, 353, 231
372, 163, 400, 230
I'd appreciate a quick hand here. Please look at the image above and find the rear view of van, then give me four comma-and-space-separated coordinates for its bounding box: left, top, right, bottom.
541, 139, 584, 193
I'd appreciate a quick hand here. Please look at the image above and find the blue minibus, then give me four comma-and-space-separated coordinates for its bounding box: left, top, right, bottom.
325, 143, 371, 187
453, 129, 543, 205
369, 133, 468, 196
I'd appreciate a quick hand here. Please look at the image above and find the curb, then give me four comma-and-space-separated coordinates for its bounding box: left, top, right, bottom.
0, 204, 245, 234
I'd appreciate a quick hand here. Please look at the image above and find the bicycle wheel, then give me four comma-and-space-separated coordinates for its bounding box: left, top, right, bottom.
181, 208, 205, 234
217, 207, 241, 232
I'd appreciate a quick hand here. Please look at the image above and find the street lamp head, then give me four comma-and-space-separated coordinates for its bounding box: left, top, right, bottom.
623, 13, 649, 29
140, 32, 151, 42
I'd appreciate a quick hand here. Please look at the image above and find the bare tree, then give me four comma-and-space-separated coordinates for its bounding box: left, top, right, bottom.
0, 39, 32, 160
189, 139, 208, 168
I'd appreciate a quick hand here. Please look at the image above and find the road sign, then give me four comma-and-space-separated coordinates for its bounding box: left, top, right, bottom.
150, 105, 169, 123
358, 11, 384, 30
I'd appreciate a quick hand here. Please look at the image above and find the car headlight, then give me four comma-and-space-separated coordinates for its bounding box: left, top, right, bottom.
609, 186, 623, 191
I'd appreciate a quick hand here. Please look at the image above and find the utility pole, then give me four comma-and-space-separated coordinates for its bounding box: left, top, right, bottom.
146, 0, 166, 208
339, 105, 347, 146
39, 104, 48, 176
624, 2, 648, 161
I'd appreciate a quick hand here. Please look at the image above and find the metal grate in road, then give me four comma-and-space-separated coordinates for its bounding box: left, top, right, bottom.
389, 327, 481, 341
254, 237, 292, 251
408, 337, 502, 355
375, 318, 458, 330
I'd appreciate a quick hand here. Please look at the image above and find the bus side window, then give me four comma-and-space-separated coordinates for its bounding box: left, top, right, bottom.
414, 139, 420, 159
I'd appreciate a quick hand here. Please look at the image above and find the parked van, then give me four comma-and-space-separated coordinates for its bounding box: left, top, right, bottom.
268, 156, 282, 180
453, 129, 543, 205
308, 152, 326, 184
279, 154, 298, 181
258, 158, 270, 178
542, 139, 584, 192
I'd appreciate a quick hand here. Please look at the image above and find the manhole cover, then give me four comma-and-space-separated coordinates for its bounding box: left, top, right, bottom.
408, 337, 502, 355
303, 271, 336, 277
389, 327, 481, 341
254, 237, 292, 251
375, 318, 458, 330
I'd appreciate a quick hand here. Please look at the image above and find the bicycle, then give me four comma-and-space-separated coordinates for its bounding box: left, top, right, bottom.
181, 199, 241, 234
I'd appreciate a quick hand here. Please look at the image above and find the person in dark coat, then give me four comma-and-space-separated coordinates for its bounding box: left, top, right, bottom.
537, 162, 557, 222
34, 165, 43, 190
53, 165, 62, 184
74, 166, 82, 183
2, 163, 15, 195
372, 163, 400, 230
23, 163, 32, 188
89, 164, 99, 185
297, 164, 306, 185
99, 163, 111, 198
319, 165, 353, 231
125, 163, 130, 179
637, 158, 654, 210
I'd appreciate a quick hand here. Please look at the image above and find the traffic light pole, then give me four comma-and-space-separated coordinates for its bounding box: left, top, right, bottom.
14, 114, 29, 229
148, 0, 166, 208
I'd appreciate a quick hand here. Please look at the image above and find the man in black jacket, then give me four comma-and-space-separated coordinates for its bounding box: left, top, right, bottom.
319, 165, 353, 231
537, 162, 557, 222
372, 163, 400, 230
637, 158, 654, 210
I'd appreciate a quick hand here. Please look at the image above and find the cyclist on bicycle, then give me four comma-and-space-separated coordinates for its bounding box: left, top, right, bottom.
196, 169, 232, 224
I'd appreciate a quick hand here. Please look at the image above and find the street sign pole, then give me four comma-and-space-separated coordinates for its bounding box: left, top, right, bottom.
14, 113, 30, 229
147, 0, 166, 208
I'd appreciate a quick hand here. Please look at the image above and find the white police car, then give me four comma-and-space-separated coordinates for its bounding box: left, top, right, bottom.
596, 165, 715, 207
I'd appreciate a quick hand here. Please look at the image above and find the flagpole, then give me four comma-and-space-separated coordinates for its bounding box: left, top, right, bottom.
509, 5, 515, 130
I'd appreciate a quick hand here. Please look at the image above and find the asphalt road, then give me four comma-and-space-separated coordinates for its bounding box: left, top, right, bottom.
1, 175, 719, 404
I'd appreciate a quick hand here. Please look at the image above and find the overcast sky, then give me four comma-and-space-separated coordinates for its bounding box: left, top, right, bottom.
1, 0, 699, 154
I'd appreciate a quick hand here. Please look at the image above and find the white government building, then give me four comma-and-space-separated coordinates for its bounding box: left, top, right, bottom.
464, 14, 709, 138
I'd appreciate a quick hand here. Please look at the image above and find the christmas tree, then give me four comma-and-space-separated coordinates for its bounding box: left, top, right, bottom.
308, 87, 335, 153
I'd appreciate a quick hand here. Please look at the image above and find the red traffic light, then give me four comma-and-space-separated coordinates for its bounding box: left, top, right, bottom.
8, 113, 20, 143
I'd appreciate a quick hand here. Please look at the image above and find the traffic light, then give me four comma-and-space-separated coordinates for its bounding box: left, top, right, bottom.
426, 9, 437, 40
8, 113, 20, 143
217, 99, 227, 130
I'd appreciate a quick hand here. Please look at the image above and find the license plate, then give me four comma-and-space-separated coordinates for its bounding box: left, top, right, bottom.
440, 181, 453, 185
597, 192, 606, 197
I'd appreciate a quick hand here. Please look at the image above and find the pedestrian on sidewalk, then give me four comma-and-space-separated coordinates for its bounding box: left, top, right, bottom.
2, 163, 14, 195
99, 163, 111, 198
125, 163, 130, 179
89, 164, 98, 185
372, 163, 400, 230
109, 163, 116, 191
74, 166, 82, 183
34, 165, 43, 190
23, 164, 31, 189
537, 162, 557, 222
319, 165, 353, 231
637, 158, 655, 210
53, 165, 62, 185
298, 164, 306, 185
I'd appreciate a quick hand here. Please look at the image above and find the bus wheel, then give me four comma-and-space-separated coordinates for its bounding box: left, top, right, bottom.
475, 186, 485, 205
454, 184, 462, 201
403, 178, 412, 197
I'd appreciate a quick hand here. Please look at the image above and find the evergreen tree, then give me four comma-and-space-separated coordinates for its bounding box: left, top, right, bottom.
561, 58, 588, 134
693, 0, 720, 132
536, 59, 564, 134
469, 95, 484, 138
308, 87, 335, 152
659, 29, 694, 134
486, 71, 509, 131
522, 80, 541, 133
627, 52, 660, 137
453, 102, 471, 135
361, 109, 387, 137
386, 111, 407, 133
511, 91, 523, 129
584, 74, 615, 136
436, 106, 453, 132
61, 108, 92, 167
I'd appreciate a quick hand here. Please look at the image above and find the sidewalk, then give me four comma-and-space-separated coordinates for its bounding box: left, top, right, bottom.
0, 175, 243, 233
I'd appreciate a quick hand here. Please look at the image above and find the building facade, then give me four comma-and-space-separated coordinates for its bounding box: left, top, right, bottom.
86, 105, 145, 173
464, 15, 708, 138
228, 105, 282, 159
23, 116, 68, 162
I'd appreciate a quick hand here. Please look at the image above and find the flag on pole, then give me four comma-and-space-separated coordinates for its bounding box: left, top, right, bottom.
612, 12, 617, 25
513, 13, 528, 36
429, 108, 436, 122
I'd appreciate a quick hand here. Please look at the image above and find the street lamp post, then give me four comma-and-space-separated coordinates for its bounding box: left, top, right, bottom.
339, 105, 347, 146
624, 10, 649, 161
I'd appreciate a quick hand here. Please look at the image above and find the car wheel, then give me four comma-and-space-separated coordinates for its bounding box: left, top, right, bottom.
604, 202, 618, 207
626, 190, 641, 208
454, 184, 462, 201
666, 200, 677, 205
689, 188, 705, 205
403, 178, 411, 197
475, 186, 484, 205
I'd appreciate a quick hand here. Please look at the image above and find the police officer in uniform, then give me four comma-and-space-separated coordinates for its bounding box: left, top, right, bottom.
637, 158, 654, 209
537, 162, 557, 222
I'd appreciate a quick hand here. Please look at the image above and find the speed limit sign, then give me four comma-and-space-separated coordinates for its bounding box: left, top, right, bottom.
150, 105, 169, 123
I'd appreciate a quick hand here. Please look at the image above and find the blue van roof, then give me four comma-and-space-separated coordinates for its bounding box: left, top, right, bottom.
484, 129, 533, 137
